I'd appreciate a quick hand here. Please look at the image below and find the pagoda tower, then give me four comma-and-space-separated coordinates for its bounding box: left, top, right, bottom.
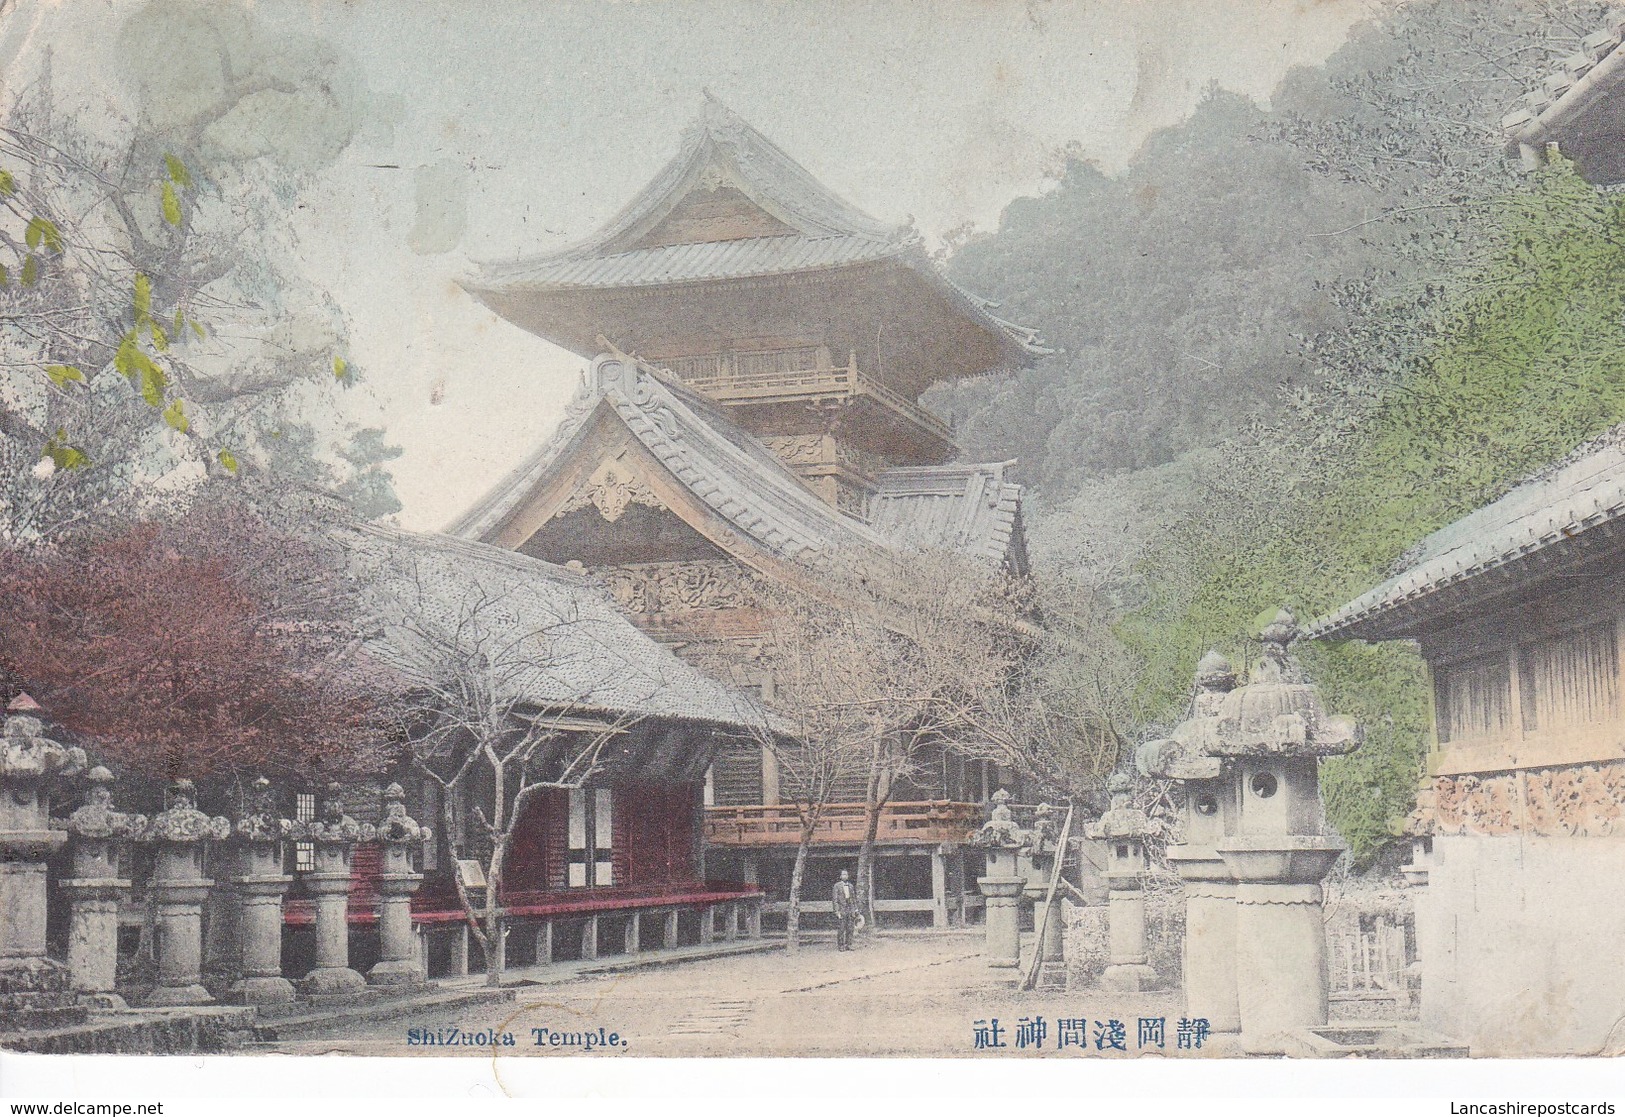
466, 94, 1043, 519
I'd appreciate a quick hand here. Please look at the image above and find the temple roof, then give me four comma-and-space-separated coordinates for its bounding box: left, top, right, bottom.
868, 463, 1026, 567
445, 353, 1027, 572
1310, 425, 1625, 642
349, 522, 775, 731
465, 97, 1044, 375
1502, 13, 1625, 184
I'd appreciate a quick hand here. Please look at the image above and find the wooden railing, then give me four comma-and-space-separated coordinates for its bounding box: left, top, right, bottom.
703, 800, 981, 846
672, 361, 953, 445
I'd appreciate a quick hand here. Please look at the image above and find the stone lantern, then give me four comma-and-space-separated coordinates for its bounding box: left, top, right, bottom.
1144, 610, 1361, 1055
0, 715, 87, 1025
1086, 773, 1157, 992
1019, 802, 1067, 988
62, 766, 145, 1006
1138, 650, 1242, 1039
223, 777, 297, 1005
367, 783, 431, 988
138, 779, 231, 1006
969, 789, 1027, 969
299, 781, 375, 996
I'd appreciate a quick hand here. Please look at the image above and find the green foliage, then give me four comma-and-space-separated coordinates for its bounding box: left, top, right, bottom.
45, 364, 84, 389
42, 429, 89, 471
1121, 164, 1625, 866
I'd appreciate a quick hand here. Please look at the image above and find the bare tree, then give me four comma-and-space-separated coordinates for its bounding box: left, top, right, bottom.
373, 554, 646, 987
748, 547, 1036, 938
738, 584, 880, 953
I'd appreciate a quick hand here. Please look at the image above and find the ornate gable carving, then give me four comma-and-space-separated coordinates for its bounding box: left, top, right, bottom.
558, 460, 664, 523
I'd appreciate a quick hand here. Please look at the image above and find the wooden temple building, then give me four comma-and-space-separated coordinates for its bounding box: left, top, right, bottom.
277, 524, 777, 977
449, 97, 1045, 929
1312, 18, 1625, 1055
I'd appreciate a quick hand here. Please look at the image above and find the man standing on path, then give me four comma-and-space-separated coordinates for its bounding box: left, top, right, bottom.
832, 869, 857, 951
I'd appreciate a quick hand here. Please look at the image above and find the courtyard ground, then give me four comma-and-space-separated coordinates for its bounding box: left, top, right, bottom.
263, 931, 1190, 1059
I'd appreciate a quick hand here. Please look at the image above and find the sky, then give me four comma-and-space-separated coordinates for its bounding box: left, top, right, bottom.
1, 0, 1374, 529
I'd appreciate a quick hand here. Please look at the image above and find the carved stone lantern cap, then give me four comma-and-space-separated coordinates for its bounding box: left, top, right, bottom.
305, 780, 375, 845
1208, 608, 1360, 758
1141, 608, 1361, 775
1195, 651, 1237, 691
970, 787, 1026, 849
140, 779, 230, 844
67, 766, 146, 839
375, 782, 431, 846
231, 775, 295, 844
0, 714, 87, 783
1087, 771, 1150, 840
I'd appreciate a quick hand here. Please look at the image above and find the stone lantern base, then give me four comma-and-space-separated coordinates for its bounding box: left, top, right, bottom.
0, 956, 90, 1031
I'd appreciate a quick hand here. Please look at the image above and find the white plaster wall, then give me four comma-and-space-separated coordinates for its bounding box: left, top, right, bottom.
1421, 834, 1625, 1056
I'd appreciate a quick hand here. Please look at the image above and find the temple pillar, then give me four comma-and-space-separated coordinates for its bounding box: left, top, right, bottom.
62, 766, 143, 1006
624, 913, 640, 955
298, 783, 374, 996
138, 780, 230, 1006
369, 784, 429, 988
582, 915, 599, 961
663, 909, 678, 950
0, 718, 87, 1026
930, 847, 950, 930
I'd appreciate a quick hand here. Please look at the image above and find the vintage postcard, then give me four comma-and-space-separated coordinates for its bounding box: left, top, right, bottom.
1, 0, 1623, 1103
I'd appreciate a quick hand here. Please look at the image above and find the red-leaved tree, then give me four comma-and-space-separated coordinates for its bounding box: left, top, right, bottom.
0, 486, 399, 783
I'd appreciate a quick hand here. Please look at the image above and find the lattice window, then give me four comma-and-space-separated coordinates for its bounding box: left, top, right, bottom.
1519, 622, 1620, 734
293, 792, 315, 872
566, 787, 615, 888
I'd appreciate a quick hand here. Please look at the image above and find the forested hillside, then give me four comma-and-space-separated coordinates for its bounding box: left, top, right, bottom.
935, 0, 1625, 864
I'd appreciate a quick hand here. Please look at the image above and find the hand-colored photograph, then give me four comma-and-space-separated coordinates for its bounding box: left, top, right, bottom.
0, 0, 1621, 1081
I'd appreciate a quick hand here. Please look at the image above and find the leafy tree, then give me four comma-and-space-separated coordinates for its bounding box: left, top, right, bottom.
0, 0, 400, 538
930, 0, 1624, 865
0, 484, 398, 784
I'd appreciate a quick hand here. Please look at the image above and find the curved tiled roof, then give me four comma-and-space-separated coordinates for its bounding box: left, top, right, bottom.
1309, 426, 1625, 641
1502, 11, 1625, 184
466, 96, 1045, 364
446, 354, 1027, 572
348, 523, 775, 731
868, 463, 1025, 567
479, 233, 904, 291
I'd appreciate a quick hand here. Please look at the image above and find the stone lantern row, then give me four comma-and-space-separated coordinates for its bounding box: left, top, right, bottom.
969, 779, 1159, 994
0, 718, 432, 1013
1137, 609, 1362, 1056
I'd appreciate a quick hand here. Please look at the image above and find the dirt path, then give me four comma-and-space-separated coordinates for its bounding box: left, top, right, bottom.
268, 934, 1187, 1059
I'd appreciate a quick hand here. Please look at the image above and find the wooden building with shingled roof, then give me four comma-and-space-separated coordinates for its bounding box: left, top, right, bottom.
449, 97, 1044, 930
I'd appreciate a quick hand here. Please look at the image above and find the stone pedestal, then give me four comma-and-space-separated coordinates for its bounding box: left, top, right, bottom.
301, 851, 366, 995
977, 877, 1024, 968
1101, 872, 1157, 992
220, 846, 292, 1006
1167, 848, 1240, 1037
223, 780, 296, 1005
62, 766, 143, 1006
138, 780, 230, 1007
1221, 842, 1342, 1055
0, 717, 88, 1027
298, 783, 374, 996
368, 783, 428, 988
